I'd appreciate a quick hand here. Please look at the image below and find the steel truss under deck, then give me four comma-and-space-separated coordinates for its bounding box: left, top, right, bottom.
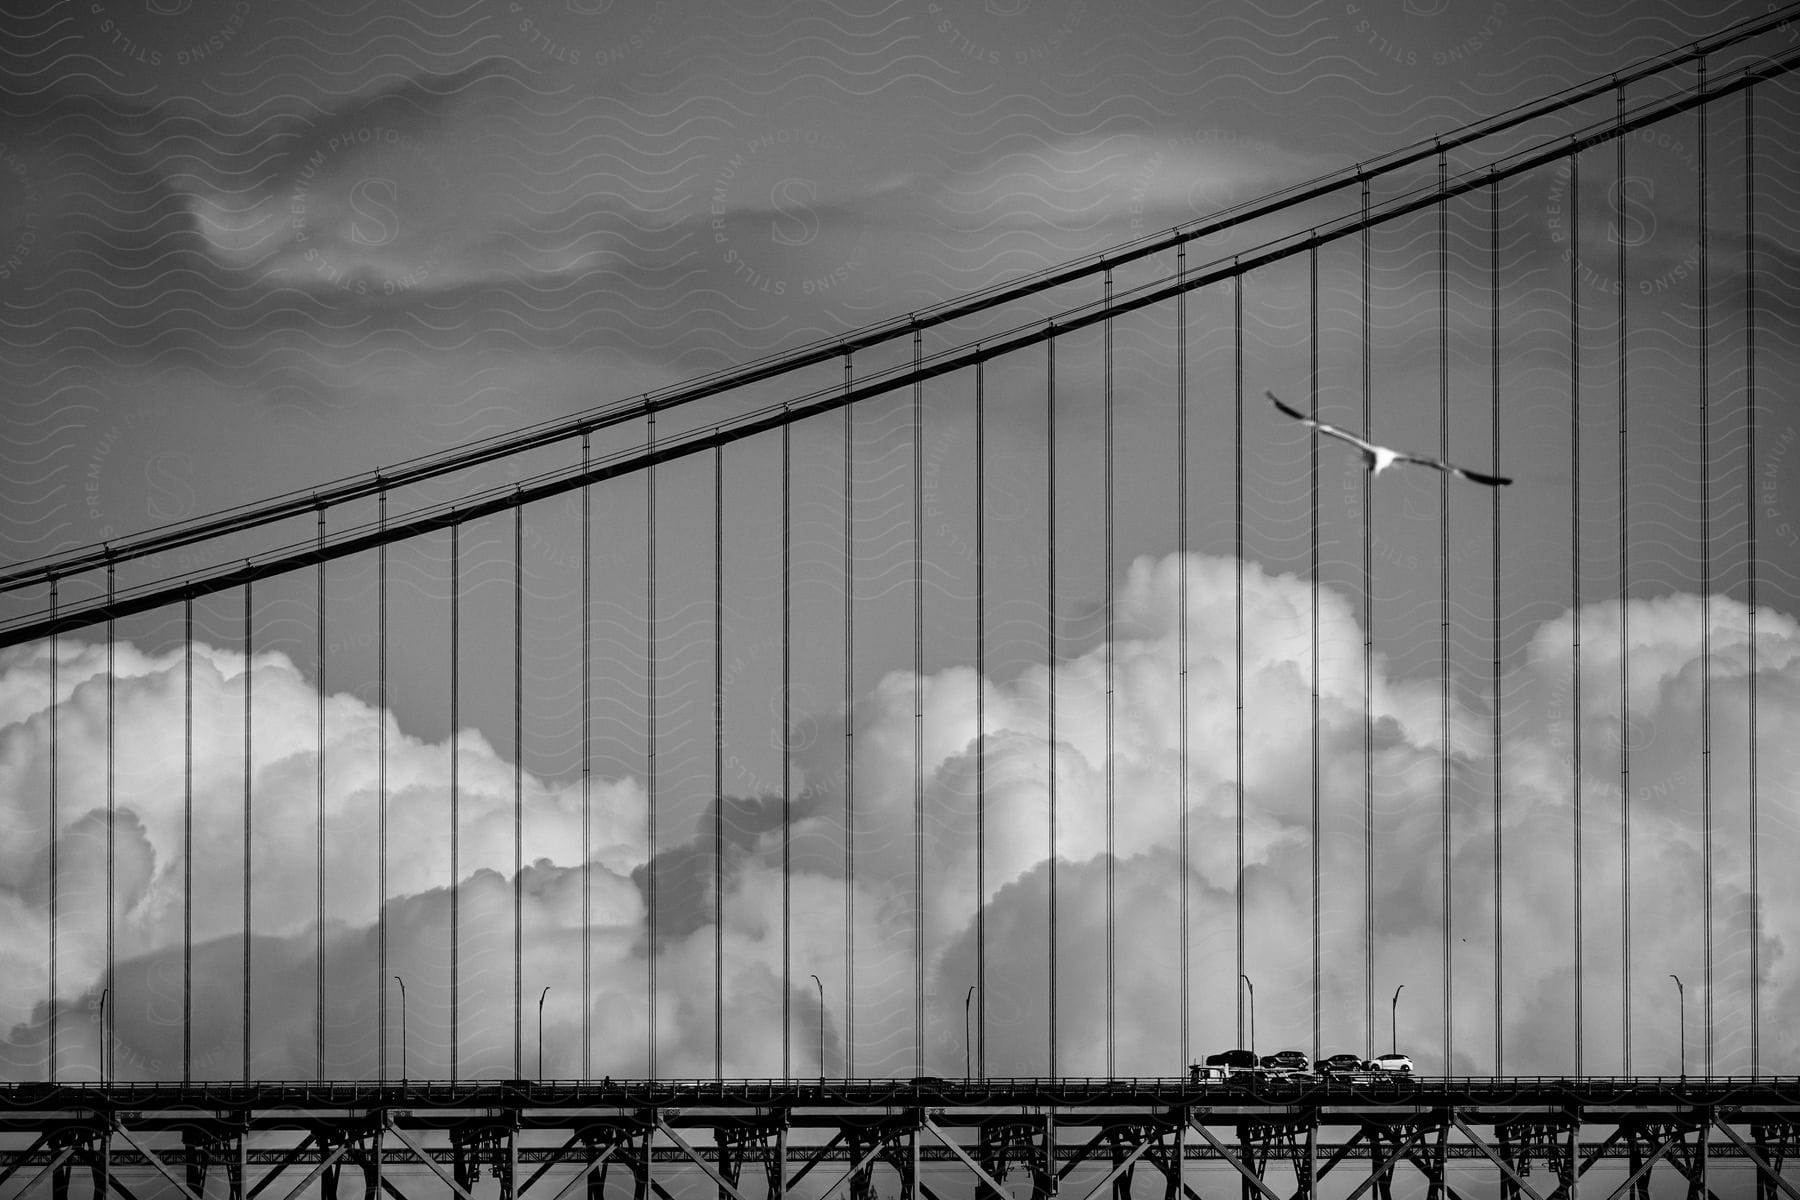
4, 1081, 1800, 1200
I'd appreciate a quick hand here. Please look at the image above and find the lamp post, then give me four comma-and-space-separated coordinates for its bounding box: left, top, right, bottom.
393, 975, 407, 1085
964, 986, 976, 1080
1239, 975, 1255, 1055
1670, 974, 1685, 1078
98, 988, 108, 1084
538, 986, 551, 1080
810, 974, 825, 1080
1391, 984, 1405, 1056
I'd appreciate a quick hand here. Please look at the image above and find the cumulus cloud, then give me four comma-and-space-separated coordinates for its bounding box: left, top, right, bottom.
1, 555, 1796, 1080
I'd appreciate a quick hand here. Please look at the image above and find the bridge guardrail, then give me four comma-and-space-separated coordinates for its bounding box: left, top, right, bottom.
6, 1075, 1800, 1112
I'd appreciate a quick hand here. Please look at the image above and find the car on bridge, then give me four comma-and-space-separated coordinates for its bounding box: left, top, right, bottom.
1318, 1053, 1370, 1075
1259, 1049, 1311, 1074
1370, 1053, 1414, 1073
1204, 1049, 1259, 1073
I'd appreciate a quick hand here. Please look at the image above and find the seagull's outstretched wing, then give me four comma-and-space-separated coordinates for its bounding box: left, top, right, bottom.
1268, 390, 1512, 487
1391, 452, 1513, 487
1265, 392, 1379, 455
1448, 465, 1513, 487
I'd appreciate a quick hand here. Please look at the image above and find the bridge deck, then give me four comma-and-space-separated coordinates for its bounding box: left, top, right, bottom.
4, 1079, 1797, 1200
6, 1077, 1799, 1118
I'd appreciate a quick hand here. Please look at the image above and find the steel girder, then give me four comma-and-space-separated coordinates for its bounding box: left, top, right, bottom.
4, 1087, 1800, 1200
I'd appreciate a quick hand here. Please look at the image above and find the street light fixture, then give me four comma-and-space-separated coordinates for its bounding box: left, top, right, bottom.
1669, 974, 1685, 1078
1239, 975, 1255, 1055
393, 975, 408, 1085
809, 974, 825, 1081
964, 986, 976, 1080
1391, 984, 1405, 1057
538, 986, 551, 1080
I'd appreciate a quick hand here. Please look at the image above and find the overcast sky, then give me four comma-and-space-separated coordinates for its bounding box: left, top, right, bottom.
2, 0, 1800, 1090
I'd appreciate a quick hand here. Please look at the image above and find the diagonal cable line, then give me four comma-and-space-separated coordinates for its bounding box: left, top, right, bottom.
5, 41, 1799, 649
1, 4, 1795, 595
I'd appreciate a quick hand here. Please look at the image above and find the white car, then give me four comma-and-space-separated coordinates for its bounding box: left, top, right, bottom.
1370, 1053, 1413, 1073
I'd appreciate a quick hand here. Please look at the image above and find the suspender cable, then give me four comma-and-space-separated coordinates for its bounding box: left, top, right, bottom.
1744, 83, 1760, 1076
1697, 56, 1714, 1075
712, 441, 723, 1082
1439, 151, 1453, 1071
1490, 178, 1505, 1075
843, 352, 856, 1079
450, 524, 460, 1080
106, 563, 115, 1078
1616, 87, 1633, 1077
1362, 182, 1375, 1063
975, 355, 987, 1080
183, 593, 193, 1083
316, 505, 327, 1080
913, 329, 925, 1077
47, 577, 57, 1080
1177, 244, 1190, 1073
513, 502, 525, 1078
647, 412, 658, 1078
1104, 268, 1116, 1077
242, 579, 253, 1082
1568, 152, 1585, 1075
581, 443, 592, 1079
1047, 330, 1059, 1079
378, 489, 388, 1081
782, 413, 793, 1079
1309, 245, 1322, 1063
1234, 279, 1246, 1054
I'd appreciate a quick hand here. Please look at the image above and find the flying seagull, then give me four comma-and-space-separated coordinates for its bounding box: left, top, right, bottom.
1266, 391, 1512, 486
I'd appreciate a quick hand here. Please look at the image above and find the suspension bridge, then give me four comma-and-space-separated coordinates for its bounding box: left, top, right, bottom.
3, 6, 1800, 1198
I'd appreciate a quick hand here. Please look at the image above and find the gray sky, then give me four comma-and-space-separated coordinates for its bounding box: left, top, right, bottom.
1, 0, 1799, 1087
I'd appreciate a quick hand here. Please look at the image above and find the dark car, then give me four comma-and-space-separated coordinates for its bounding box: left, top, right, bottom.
1259, 1049, 1311, 1073
1319, 1053, 1368, 1074
1204, 1048, 1259, 1071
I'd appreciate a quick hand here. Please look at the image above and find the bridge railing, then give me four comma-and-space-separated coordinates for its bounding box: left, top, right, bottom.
5, 1075, 1799, 1111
